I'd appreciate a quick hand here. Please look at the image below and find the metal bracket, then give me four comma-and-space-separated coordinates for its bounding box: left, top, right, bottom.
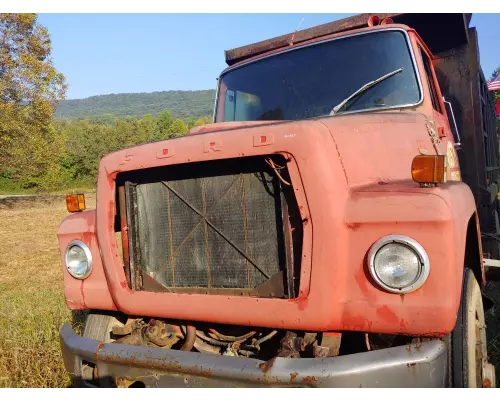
442, 96, 461, 148
483, 258, 500, 268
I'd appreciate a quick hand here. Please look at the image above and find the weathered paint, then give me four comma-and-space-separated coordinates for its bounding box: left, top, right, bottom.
57, 24, 478, 337
57, 210, 117, 311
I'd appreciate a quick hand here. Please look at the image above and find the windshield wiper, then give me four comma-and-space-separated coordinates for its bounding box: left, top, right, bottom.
329, 67, 404, 115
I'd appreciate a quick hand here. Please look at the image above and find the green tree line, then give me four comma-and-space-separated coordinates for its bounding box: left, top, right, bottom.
55, 90, 216, 120
1, 111, 211, 191
58, 112, 210, 185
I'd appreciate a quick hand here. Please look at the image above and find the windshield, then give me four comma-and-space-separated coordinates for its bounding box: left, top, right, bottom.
216, 30, 421, 122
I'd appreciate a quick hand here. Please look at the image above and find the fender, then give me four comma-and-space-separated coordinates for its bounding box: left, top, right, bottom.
57, 210, 117, 311
341, 180, 477, 335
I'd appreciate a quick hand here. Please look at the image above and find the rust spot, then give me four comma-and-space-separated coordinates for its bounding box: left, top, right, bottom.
79, 281, 87, 308
376, 305, 398, 324
259, 358, 276, 373
407, 362, 416, 367
290, 372, 299, 382
82, 232, 94, 246
346, 223, 360, 231
301, 376, 318, 384
483, 378, 492, 388
95, 342, 105, 361
340, 312, 373, 331
115, 377, 135, 388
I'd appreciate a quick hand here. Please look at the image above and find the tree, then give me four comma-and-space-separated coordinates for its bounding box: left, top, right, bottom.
0, 13, 67, 188
137, 114, 158, 142
154, 110, 189, 140
157, 110, 174, 137
491, 67, 500, 104
169, 119, 188, 137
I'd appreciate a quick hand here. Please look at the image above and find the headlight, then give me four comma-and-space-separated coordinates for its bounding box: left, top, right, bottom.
368, 235, 429, 294
65, 240, 93, 279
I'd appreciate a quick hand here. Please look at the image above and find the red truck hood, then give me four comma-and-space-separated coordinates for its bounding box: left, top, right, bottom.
90, 110, 461, 335
188, 111, 433, 188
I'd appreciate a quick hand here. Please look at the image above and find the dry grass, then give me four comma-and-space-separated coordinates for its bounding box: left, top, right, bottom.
0, 194, 95, 387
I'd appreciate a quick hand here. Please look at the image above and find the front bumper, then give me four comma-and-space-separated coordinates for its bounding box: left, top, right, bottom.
60, 324, 448, 387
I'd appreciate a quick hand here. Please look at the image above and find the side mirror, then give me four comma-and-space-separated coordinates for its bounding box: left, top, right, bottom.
442, 96, 461, 149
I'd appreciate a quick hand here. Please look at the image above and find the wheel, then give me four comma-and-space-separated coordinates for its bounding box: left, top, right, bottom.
76, 312, 124, 387
451, 269, 495, 387
83, 312, 122, 342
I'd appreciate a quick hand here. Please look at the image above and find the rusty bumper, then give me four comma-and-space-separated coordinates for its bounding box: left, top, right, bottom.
60, 324, 448, 387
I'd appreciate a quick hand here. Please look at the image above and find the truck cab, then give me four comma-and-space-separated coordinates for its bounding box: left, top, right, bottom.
58, 14, 498, 387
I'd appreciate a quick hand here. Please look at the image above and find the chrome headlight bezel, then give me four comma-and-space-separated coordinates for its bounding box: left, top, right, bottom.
368, 235, 430, 294
65, 240, 93, 279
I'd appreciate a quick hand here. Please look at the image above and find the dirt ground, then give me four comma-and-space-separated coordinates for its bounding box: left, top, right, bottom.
1, 193, 500, 386
0, 195, 95, 387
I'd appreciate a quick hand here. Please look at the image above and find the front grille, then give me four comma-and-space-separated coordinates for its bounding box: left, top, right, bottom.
118, 155, 302, 298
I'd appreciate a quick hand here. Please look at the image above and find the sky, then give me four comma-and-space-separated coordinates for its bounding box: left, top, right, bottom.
37, 13, 500, 100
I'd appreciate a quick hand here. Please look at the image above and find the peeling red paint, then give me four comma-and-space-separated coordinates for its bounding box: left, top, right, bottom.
376, 305, 398, 325
80, 281, 87, 308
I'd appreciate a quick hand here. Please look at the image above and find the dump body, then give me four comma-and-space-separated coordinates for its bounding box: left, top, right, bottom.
58, 13, 498, 387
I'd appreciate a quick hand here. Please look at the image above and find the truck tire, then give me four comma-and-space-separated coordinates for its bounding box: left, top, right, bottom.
78, 312, 124, 388
452, 269, 495, 387
83, 312, 121, 342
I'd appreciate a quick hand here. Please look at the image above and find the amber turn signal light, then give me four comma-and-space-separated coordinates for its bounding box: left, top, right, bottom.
66, 193, 86, 213
411, 155, 447, 184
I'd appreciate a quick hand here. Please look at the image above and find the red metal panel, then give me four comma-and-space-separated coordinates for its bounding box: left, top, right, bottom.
92, 111, 476, 336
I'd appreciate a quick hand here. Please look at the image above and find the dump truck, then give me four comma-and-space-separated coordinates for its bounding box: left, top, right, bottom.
58, 13, 500, 387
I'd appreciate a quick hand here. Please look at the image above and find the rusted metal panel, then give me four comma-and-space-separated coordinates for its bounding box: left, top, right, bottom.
224, 13, 402, 66
122, 155, 299, 298
142, 269, 285, 298
118, 186, 131, 288
61, 324, 448, 388
224, 13, 469, 66
125, 181, 142, 291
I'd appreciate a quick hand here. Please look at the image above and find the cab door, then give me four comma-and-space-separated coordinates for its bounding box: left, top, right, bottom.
418, 44, 462, 182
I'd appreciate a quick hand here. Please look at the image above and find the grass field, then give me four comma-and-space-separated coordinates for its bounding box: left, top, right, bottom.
0, 195, 95, 387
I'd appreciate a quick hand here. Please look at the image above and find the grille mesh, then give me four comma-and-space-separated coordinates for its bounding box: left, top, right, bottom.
131, 167, 283, 290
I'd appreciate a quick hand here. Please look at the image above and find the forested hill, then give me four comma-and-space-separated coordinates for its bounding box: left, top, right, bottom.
55, 89, 216, 120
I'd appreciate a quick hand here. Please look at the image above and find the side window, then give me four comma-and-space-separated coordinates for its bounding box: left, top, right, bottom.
224, 90, 262, 121
420, 48, 441, 113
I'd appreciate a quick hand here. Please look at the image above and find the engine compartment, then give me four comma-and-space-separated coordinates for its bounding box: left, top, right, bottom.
108, 314, 424, 361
